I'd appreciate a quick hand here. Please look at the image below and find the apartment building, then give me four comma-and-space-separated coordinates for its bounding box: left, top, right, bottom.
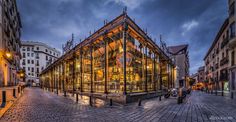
198, 66, 205, 83
20, 41, 60, 86
204, 17, 230, 92
0, 0, 22, 86
228, 0, 236, 98
204, 0, 236, 95
168, 44, 190, 87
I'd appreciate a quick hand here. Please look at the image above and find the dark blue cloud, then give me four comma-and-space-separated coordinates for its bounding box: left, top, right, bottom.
17, 0, 227, 74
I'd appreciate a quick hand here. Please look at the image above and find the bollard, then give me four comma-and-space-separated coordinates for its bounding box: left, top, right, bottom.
231, 92, 234, 99
64, 91, 66, 97
138, 99, 141, 106
76, 93, 79, 102
177, 97, 182, 104
13, 88, 16, 98
222, 91, 224, 96
18, 87, 20, 93
89, 96, 92, 106
109, 99, 113, 106
1, 91, 6, 107
159, 95, 162, 101
177, 87, 183, 104
56, 89, 58, 95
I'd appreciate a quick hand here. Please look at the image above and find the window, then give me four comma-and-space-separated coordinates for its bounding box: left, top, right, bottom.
37, 47, 39, 50
31, 53, 34, 57
36, 68, 39, 73
36, 60, 39, 66
22, 48, 25, 51
230, 2, 235, 17
32, 47, 34, 50
28, 60, 30, 64
232, 51, 235, 66
31, 67, 34, 72
22, 59, 25, 65
27, 47, 30, 51
230, 22, 235, 38
27, 53, 30, 57
45, 49, 48, 52
36, 53, 39, 59
31, 60, 34, 64
46, 55, 48, 60
23, 53, 25, 58
28, 67, 30, 71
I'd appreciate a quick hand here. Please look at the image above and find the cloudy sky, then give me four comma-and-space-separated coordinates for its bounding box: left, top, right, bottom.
17, 0, 228, 74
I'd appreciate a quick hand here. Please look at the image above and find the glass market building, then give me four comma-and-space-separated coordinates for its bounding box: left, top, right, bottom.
40, 12, 177, 103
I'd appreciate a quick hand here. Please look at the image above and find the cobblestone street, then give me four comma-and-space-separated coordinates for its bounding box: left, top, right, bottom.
1, 88, 236, 122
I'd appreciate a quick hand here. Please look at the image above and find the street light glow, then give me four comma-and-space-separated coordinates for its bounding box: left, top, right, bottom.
5, 52, 12, 59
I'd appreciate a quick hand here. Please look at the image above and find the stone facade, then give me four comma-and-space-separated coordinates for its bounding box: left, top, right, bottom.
20, 41, 60, 86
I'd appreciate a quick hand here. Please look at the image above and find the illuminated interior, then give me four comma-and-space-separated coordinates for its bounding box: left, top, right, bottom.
40, 13, 176, 95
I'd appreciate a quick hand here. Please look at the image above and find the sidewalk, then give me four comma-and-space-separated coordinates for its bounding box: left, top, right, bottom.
0, 86, 24, 118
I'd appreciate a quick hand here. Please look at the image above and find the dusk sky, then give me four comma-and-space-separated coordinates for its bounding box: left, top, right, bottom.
17, 0, 228, 74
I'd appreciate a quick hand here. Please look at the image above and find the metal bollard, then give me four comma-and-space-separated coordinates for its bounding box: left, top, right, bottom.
177, 97, 182, 104
109, 99, 113, 106
89, 96, 92, 106
1, 91, 6, 107
76, 93, 79, 102
231, 92, 234, 99
64, 91, 66, 97
138, 99, 141, 106
18, 87, 20, 93
13, 88, 16, 98
159, 95, 162, 101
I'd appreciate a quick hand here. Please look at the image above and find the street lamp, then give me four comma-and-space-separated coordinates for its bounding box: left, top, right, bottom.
5, 52, 12, 59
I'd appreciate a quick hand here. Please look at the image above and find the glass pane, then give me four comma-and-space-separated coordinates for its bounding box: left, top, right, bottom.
126, 34, 145, 93
93, 41, 105, 93
82, 46, 91, 92
107, 32, 123, 93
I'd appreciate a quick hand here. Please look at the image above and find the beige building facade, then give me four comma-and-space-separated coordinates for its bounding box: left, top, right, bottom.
168, 44, 189, 88
228, 0, 236, 98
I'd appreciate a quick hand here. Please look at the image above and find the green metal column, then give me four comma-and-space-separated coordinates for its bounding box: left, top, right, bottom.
123, 22, 128, 95
90, 46, 94, 93
145, 46, 148, 92
80, 50, 83, 92
104, 35, 108, 94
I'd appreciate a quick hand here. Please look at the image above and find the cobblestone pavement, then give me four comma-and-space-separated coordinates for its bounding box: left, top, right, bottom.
1, 88, 236, 122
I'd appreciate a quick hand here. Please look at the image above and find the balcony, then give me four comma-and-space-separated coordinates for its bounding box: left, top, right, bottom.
221, 38, 229, 49
228, 36, 236, 49
220, 69, 228, 81
215, 63, 219, 69
220, 57, 229, 66
216, 48, 219, 54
